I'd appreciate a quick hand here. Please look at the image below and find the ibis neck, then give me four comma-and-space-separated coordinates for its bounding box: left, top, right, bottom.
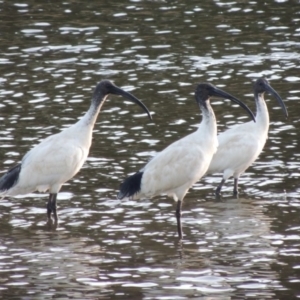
78, 96, 107, 128
198, 100, 217, 135
255, 93, 269, 130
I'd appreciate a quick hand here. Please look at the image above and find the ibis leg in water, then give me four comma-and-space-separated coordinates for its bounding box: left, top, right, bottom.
47, 193, 58, 221
206, 78, 288, 196
176, 200, 183, 239
0, 80, 152, 221
118, 83, 255, 239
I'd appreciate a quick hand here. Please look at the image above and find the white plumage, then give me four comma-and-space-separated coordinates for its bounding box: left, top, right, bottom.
0, 80, 151, 221
118, 83, 255, 239
7, 123, 90, 196
206, 78, 288, 196
137, 112, 218, 201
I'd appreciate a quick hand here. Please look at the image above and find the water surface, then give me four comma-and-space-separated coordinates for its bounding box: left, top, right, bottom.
0, 0, 300, 299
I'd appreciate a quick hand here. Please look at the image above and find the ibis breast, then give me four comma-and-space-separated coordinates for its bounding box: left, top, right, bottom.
139, 131, 217, 199
207, 121, 268, 178
7, 131, 90, 196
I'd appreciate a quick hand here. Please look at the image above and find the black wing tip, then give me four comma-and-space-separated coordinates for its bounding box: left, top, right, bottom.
0, 164, 22, 192
118, 171, 143, 200
117, 191, 126, 200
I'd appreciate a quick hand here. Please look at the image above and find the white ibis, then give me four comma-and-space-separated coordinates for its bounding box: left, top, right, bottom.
117, 83, 256, 239
206, 78, 288, 196
0, 80, 152, 221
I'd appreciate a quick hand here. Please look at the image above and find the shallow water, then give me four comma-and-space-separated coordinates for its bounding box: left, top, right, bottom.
0, 0, 300, 299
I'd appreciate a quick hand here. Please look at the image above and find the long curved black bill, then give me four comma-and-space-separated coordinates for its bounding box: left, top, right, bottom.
265, 84, 288, 118
111, 86, 152, 120
212, 87, 256, 122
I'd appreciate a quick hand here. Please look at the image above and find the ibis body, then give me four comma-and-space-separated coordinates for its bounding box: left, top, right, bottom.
0, 80, 151, 221
206, 78, 288, 196
118, 83, 255, 239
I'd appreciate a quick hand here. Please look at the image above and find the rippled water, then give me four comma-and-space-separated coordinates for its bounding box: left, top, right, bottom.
0, 0, 300, 299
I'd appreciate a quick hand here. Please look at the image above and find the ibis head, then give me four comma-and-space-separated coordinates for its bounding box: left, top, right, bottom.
92, 80, 152, 120
195, 83, 256, 122
254, 78, 288, 118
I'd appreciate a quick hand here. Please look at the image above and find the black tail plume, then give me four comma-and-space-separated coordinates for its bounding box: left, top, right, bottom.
118, 171, 143, 199
0, 164, 21, 192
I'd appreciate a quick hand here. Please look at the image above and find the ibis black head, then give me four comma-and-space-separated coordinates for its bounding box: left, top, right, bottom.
92, 80, 152, 120
195, 83, 256, 122
253, 78, 288, 118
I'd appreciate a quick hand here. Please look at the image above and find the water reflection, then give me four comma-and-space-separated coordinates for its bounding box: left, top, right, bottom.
0, 195, 290, 299
0, 0, 300, 298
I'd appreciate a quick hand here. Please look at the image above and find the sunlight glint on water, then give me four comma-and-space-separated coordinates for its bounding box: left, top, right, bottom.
0, 0, 299, 299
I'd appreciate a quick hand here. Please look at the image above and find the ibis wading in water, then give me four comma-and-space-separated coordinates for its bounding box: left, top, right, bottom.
118, 83, 256, 239
0, 80, 152, 221
206, 78, 288, 196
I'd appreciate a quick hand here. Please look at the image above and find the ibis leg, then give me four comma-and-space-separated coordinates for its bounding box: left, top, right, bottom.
215, 179, 226, 196
47, 193, 58, 221
176, 200, 183, 240
52, 194, 58, 221
47, 194, 53, 220
233, 178, 239, 197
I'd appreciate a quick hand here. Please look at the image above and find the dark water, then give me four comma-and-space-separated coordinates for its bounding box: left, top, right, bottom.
0, 0, 300, 299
